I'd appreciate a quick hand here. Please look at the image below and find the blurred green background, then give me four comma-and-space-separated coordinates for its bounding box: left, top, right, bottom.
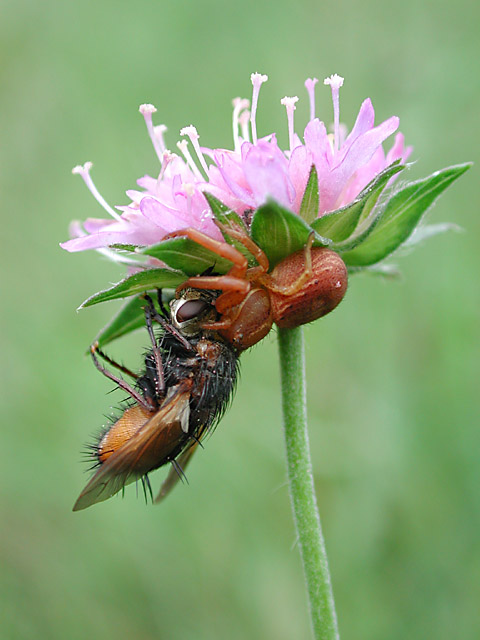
1, 0, 479, 638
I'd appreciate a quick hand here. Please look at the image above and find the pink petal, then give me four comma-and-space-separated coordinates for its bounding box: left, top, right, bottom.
288, 145, 314, 213
83, 217, 116, 233
214, 149, 256, 206
139, 197, 182, 231
303, 119, 332, 171
318, 116, 399, 212
242, 138, 294, 208
336, 98, 375, 166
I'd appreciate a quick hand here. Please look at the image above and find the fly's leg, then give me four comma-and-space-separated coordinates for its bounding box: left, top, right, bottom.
90, 342, 156, 411
143, 298, 165, 398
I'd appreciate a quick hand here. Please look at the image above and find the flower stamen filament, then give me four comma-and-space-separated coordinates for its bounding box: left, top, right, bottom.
324, 74, 344, 154
281, 96, 299, 153
180, 125, 209, 177
304, 77, 319, 122
72, 162, 122, 222
232, 97, 250, 153
176, 140, 204, 181
250, 72, 268, 145
139, 104, 165, 163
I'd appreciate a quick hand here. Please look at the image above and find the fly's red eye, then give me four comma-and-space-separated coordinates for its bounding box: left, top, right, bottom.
176, 299, 209, 323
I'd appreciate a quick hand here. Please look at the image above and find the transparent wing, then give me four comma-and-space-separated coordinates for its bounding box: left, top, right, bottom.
73, 384, 192, 511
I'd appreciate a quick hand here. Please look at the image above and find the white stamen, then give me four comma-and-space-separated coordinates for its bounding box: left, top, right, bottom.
305, 77, 318, 121
72, 162, 122, 221
239, 109, 251, 143
180, 125, 209, 176
156, 150, 175, 186
154, 124, 167, 154
281, 96, 299, 153
176, 140, 204, 181
139, 103, 164, 163
324, 74, 344, 154
250, 72, 268, 145
232, 97, 250, 153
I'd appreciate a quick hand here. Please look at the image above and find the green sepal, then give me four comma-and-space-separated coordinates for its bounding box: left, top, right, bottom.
140, 237, 234, 275
108, 243, 141, 252
202, 192, 256, 266
79, 268, 187, 308
299, 164, 319, 224
202, 191, 247, 230
312, 161, 405, 243
91, 296, 147, 351
341, 163, 472, 267
250, 200, 330, 269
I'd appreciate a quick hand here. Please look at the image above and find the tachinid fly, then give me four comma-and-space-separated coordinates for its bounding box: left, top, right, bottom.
73, 291, 238, 511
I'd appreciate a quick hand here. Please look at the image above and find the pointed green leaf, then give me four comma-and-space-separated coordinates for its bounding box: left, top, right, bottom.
341, 163, 472, 267
92, 296, 147, 350
79, 268, 187, 308
250, 200, 330, 269
312, 161, 405, 243
202, 191, 247, 230
202, 192, 257, 266
299, 164, 319, 224
140, 237, 234, 275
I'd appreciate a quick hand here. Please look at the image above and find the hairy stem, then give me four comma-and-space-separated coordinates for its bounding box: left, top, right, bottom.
277, 326, 339, 640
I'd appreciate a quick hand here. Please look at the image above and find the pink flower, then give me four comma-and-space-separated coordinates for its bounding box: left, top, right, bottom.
205, 74, 411, 216
62, 73, 411, 257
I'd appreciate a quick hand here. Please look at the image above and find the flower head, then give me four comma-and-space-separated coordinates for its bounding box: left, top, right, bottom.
61, 73, 411, 256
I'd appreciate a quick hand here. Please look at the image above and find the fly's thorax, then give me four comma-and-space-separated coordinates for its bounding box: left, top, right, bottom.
195, 336, 223, 360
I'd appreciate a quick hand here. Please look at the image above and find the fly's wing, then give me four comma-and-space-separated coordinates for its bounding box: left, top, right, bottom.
153, 423, 208, 504
73, 383, 192, 512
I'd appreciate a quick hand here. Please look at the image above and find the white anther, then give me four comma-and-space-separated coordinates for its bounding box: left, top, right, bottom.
181, 125, 209, 176
139, 103, 157, 115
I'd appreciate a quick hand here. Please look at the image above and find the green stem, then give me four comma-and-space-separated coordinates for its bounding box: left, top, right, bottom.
277, 326, 339, 640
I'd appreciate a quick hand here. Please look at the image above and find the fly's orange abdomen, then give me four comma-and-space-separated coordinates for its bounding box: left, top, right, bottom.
97, 405, 153, 463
